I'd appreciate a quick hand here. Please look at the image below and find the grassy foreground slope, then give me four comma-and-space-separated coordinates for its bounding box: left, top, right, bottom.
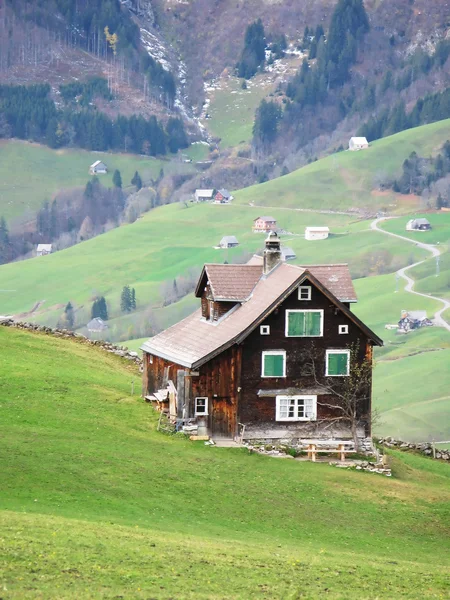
233, 119, 450, 211
0, 140, 193, 223
1, 327, 449, 599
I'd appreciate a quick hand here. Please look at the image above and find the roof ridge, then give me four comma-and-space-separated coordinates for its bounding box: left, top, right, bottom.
300, 263, 349, 267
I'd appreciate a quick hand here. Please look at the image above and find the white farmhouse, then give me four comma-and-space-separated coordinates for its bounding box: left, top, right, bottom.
305, 226, 330, 241
349, 137, 369, 151
36, 244, 53, 256
194, 189, 215, 202
89, 160, 108, 175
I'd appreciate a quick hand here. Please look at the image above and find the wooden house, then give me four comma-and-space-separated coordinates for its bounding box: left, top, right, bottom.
36, 244, 52, 256
406, 218, 431, 231
253, 216, 277, 233
141, 233, 382, 446
219, 236, 239, 249
214, 189, 233, 203
349, 137, 369, 151
194, 189, 215, 202
89, 160, 108, 175
305, 226, 329, 241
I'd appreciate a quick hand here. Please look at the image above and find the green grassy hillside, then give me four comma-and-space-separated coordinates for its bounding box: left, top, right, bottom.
0, 140, 194, 223
233, 119, 450, 211
1, 326, 449, 599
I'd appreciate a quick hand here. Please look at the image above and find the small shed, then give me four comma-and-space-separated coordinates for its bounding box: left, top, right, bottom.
281, 246, 296, 261
87, 317, 108, 333
195, 189, 215, 202
89, 160, 108, 175
36, 244, 52, 256
214, 189, 233, 203
406, 218, 431, 231
253, 216, 277, 233
305, 226, 330, 241
219, 235, 239, 248
349, 137, 369, 151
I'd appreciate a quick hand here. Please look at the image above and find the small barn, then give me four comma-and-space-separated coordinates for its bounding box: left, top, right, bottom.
36, 244, 52, 257
281, 246, 296, 261
406, 218, 431, 231
253, 216, 277, 233
89, 160, 108, 175
305, 226, 330, 241
219, 236, 239, 249
214, 189, 233, 204
195, 189, 215, 202
87, 317, 108, 333
349, 137, 369, 151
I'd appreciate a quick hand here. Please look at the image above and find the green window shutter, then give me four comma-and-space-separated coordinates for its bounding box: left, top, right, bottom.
264, 354, 284, 376
305, 311, 321, 336
288, 312, 305, 336
328, 352, 349, 375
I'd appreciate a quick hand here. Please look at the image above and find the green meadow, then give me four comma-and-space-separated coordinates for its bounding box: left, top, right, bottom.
1, 326, 449, 599
0, 140, 194, 223
205, 76, 275, 148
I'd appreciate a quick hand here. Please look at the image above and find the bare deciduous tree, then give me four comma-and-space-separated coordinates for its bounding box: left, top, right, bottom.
302, 341, 377, 450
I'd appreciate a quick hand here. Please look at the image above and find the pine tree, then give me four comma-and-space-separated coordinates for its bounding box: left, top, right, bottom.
120, 285, 132, 312
253, 99, 282, 146
0, 216, 10, 264
113, 169, 122, 188
131, 171, 143, 191
64, 302, 75, 329
130, 288, 136, 310
236, 19, 266, 79
98, 296, 108, 320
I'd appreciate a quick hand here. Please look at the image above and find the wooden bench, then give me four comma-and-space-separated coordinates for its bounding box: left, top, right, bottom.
303, 440, 356, 462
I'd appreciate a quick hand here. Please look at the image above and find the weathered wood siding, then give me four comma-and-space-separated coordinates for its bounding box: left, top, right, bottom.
239, 278, 373, 439
191, 346, 241, 438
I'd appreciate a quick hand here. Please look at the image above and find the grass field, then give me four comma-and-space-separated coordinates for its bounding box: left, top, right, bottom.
1, 326, 449, 598
0, 140, 194, 224
233, 119, 450, 211
204, 76, 275, 148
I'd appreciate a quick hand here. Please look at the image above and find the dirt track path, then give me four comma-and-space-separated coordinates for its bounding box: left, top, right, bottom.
371, 218, 450, 332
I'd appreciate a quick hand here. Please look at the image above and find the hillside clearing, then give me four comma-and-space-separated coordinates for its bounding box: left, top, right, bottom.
233, 119, 450, 211
1, 326, 449, 599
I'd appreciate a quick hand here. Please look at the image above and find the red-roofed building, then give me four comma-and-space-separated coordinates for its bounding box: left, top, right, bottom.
141, 233, 382, 447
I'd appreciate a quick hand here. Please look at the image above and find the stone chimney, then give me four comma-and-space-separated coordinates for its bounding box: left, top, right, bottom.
263, 232, 282, 275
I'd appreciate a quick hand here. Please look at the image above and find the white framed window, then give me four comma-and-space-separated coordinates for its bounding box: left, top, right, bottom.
260, 325, 270, 335
262, 350, 286, 378
195, 397, 208, 416
298, 286, 312, 301
276, 395, 317, 421
326, 349, 350, 377
285, 309, 323, 337
338, 325, 349, 335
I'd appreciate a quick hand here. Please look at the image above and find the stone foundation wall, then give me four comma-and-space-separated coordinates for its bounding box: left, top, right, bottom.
0, 318, 143, 370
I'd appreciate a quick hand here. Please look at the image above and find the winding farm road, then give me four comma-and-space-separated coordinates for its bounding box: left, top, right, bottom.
371, 218, 450, 332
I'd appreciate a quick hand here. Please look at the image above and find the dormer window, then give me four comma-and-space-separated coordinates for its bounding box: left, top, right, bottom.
298, 286, 312, 301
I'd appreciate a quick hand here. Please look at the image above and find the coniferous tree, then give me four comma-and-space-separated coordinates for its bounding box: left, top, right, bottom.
253, 99, 282, 146
130, 288, 136, 311
0, 216, 10, 264
120, 285, 132, 312
236, 19, 266, 79
131, 171, 143, 191
64, 302, 75, 329
113, 169, 122, 189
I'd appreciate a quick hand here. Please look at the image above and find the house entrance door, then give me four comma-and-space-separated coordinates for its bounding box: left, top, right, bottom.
211, 397, 234, 438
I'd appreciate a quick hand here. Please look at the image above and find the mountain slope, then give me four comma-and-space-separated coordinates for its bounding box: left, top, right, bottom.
1, 325, 449, 598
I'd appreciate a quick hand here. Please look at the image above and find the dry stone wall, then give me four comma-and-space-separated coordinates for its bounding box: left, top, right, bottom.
378, 437, 450, 461
0, 319, 143, 370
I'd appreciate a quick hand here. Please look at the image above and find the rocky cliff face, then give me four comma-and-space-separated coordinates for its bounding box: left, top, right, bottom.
121, 0, 156, 26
